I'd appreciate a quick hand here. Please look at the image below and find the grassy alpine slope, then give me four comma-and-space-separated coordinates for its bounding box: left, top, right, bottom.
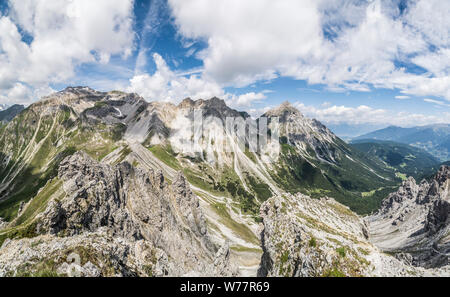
0, 89, 129, 221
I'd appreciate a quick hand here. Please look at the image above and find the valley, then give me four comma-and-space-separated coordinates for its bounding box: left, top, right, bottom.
354, 125, 450, 162
350, 139, 441, 180
0, 87, 448, 277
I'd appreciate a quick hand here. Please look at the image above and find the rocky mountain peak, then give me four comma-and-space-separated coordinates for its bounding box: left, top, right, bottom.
178, 97, 227, 109
28, 151, 236, 276
205, 96, 227, 107
368, 166, 450, 268
178, 97, 195, 109
177, 97, 248, 119
31, 86, 105, 115
264, 101, 303, 121
57, 86, 104, 99
436, 165, 450, 185
261, 100, 340, 164
279, 100, 297, 111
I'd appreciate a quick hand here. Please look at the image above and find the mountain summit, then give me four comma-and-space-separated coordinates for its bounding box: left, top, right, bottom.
1, 87, 446, 276
264, 101, 302, 120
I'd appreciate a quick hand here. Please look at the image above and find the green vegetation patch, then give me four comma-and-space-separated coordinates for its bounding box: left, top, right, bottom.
113, 146, 132, 165
351, 140, 440, 180
244, 148, 258, 163
217, 168, 259, 214
230, 245, 262, 253
322, 267, 346, 277
271, 140, 400, 214
0, 221, 38, 247
0, 146, 75, 221
395, 172, 407, 181
149, 144, 181, 170
11, 258, 64, 277
309, 237, 317, 248
185, 163, 261, 216
336, 247, 346, 258
245, 174, 272, 202
211, 202, 259, 245
14, 178, 62, 226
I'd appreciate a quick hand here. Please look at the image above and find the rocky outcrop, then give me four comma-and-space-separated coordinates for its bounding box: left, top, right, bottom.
258, 193, 377, 277
258, 192, 450, 276
178, 97, 250, 120
263, 101, 340, 163
367, 165, 450, 268
425, 200, 450, 235
0, 151, 237, 276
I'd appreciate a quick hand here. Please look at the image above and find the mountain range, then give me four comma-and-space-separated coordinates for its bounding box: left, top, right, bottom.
0, 104, 24, 124
0, 87, 448, 276
351, 139, 441, 180
354, 125, 450, 162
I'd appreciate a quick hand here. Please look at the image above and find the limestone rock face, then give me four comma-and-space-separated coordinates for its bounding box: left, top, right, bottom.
367, 165, 450, 268
257, 192, 450, 277
0, 151, 236, 276
37, 153, 138, 239
263, 102, 340, 164
258, 194, 376, 277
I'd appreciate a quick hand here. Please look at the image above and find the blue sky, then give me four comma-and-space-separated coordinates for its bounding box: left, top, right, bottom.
0, 0, 449, 136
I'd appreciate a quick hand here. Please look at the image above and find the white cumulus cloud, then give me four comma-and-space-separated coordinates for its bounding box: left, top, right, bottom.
0, 0, 134, 103
169, 0, 450, 101
128, 53, 225, 103
127, 53, 267, 108
226, 92, 267, 108
293, 101, 450, 127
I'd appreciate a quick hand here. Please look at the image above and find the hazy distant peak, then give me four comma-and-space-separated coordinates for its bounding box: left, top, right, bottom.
0, 104, 25, 123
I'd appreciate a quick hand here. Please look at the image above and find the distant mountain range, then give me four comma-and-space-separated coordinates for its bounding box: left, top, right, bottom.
326, 122, 387, 139
0, 104, 25, 124
354, 124, 450, 162
0, 104, 8, 111
351, 139, 440, 180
